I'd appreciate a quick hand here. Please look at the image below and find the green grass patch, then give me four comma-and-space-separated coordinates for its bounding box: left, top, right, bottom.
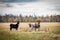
0, 30, 60, 40
49, 26, 60, 34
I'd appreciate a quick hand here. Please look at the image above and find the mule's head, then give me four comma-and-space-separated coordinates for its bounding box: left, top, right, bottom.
37, 21, 40, 24
17, 21, 20, 24
29, 24, 32, 27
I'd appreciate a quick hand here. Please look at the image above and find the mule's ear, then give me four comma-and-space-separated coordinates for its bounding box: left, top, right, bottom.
17, 21, 20, 24
17, 21, 20, 22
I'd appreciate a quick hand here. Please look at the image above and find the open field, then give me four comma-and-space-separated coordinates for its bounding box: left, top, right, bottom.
0, 22, 60, 32
0, 22, 60, 40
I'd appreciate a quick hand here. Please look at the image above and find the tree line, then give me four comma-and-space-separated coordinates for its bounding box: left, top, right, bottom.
0, 14, 60, 22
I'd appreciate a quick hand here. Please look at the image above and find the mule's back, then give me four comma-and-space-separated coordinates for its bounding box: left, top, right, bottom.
10, 24, 18, 28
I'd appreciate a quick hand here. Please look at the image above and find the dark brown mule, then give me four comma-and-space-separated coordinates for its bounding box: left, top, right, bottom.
10, 21, 20, 31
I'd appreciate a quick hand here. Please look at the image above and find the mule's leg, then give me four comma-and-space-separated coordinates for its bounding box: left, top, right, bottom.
30, 26, 34, 31
35, 28, 36, 31
38, 27, 40, 31
10, 27, 12, 31
16, 28, 18, 30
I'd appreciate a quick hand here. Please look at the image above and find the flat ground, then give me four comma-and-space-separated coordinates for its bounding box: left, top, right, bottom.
0, 22, 60, 40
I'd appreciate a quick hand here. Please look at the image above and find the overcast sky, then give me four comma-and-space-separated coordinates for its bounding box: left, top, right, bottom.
0, 0, 60, 16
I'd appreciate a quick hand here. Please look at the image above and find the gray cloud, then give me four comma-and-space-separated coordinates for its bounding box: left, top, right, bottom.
0, 0, 60, 11
45, 0, 60, 11
53, 7, 60, 11
0, 0, 39, 2
0, 3, 13, 7
5, 4, 13, 7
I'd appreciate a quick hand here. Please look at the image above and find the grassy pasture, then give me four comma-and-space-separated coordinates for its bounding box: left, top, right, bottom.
0, 22, 60, 40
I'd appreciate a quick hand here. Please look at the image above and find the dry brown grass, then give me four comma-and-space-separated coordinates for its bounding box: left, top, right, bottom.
0, 22, 60, 32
